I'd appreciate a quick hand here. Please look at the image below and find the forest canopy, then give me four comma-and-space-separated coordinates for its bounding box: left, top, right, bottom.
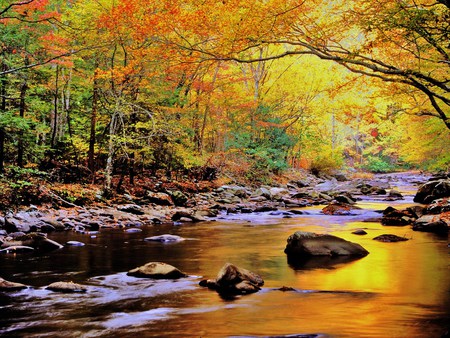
0, 0, 449, 189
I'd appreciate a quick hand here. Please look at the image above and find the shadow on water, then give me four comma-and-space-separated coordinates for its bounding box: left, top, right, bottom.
286, 254, 365, 270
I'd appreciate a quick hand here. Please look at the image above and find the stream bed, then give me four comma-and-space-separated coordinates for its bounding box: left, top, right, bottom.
0, 174, 449, 337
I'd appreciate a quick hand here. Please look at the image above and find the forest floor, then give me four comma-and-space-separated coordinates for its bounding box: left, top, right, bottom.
0, 165, 326, 212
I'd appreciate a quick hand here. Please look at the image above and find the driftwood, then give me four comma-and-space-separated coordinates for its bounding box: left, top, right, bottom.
39, 187, 87, 210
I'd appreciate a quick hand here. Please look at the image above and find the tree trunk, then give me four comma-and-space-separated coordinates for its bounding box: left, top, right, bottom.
88, 69, 99, 175
17, 80, 28, 167
0, 64, 7, 173
50, 65, 59, 149
104, 112, 117, 193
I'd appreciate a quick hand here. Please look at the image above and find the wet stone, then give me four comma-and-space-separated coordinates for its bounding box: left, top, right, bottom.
373, 234, 409, 242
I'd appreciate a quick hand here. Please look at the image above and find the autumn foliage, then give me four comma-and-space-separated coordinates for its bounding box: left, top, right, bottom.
0, 0, 448, 189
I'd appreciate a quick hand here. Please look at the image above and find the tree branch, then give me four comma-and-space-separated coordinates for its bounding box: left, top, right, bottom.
0, 0, 34, 17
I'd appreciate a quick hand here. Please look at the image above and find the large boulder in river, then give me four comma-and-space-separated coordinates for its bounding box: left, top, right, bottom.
199, 263, 264, 295
127, 262, 187, 279
413, 215, 449, 234
284, 231, 369, 257
413, 180, 450, 204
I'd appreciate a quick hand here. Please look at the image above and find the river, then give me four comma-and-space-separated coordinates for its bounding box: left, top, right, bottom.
0, 173, 449, 337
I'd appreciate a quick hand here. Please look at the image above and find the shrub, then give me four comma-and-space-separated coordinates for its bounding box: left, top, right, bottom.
363, 155, 396, 173
310, 149, 344, 175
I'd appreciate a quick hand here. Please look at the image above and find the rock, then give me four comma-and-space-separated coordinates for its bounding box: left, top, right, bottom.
373, 234, 409, 242
85, 221, 101, 231
124, 228, 142, 233
145, 234, 185, 243
200, 263, 264, 295
171, 210, 206, 222
282, 198, 310, 207
117, 204, 145, 215
389, 189, 403, 198
333, 173, 348, 182
219, 185, 249, 198
360, 184, 386, 195
352, 229, 367, 235
252, 187, 271, 200
1, 233, 63, 251
322, 202, 360, 216
277, 286, 296, 292
66, 241, 85, 246
145, 192, 174, 206
334, 194, 355, 204
269, 187, 290, 201
413, 215, 449, 233
406, 205, 425, 219
4, 217, 30, 233
127, 262, 187, 279
290, 179, 311, 188
41, 217, 65, 231
0, 277, 28, 291
46, 281, 87, 293
284, 231, 369, 257
426, 198, 450, 214
249, 195, 268, 202
414, 180, 450, 204
381, 207, 415, 226
315, 179, 338, 192
254, 205, 278, 212
170, 190, 188, 206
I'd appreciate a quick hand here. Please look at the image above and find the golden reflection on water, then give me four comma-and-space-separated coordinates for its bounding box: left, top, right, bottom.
176, 214, 449, 338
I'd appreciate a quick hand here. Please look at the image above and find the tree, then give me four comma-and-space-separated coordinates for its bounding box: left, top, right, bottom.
198, 0, 450, 130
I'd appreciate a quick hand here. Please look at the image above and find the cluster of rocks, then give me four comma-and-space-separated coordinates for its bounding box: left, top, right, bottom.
0, 277, 87, 293
0, 261, 265, 297
380, 177, 450, 234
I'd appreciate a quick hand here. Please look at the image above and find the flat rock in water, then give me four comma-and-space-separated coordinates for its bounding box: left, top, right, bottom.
66, 241, 85, 246
124, 228, 142, 233
322, 203, 360, 216
284, 231, 369, 257
0, 277, 28, 291
127, 262, 187, 279
46, 281, 87, 293
145, 234, 185, 243
373, 234, 409, 242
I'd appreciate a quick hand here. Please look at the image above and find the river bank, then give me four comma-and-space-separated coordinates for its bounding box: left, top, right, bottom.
1, 170, 449, 250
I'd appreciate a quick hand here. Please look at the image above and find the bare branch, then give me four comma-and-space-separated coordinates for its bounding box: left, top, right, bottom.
0, 0, 34, 17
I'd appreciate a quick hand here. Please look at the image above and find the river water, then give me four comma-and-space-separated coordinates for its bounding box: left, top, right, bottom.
0, 174, 449, 337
